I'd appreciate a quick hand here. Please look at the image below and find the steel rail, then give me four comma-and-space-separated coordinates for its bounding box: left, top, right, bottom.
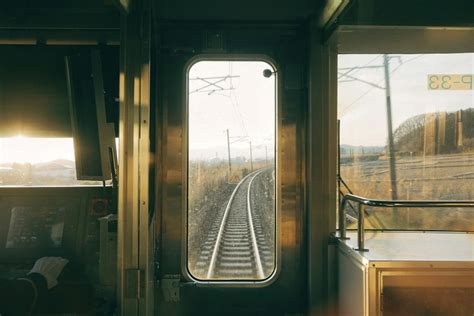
247, 169, 266, 279
338, 194, 474, 251
206, 171, 257, 279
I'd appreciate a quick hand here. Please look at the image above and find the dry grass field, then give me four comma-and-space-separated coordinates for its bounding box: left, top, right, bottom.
341, 152, 474, 231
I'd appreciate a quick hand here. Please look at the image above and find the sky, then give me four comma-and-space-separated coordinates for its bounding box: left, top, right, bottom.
1, 55, 472, 163
0, 137, 75, 165
338, 53, 474, 146
0, 61, 276, 165
188, 61, 276, 160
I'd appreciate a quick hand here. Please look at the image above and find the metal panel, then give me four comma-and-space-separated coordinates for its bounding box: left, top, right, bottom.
337, 26, 474, 54
0, 45, 72, 137
307, 17, 339, 315
0, 9, 119, 30
114, 0, 131, 14
117, 9, 140, 312
338, 231, 474, 316
339, 0, 474, 26
342, 231, 474, 262
137, 3, 154, 315
117, 0, 153, 314
155, 0, 317, 21
338, 246, 368, 316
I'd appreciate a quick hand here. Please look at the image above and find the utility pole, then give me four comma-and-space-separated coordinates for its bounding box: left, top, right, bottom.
226, 129, 232, 180
383, 54, 398, 201
339, 55, 399, 202
249, 141, 254, 172
198, 159, 201, 183
265, 145, 268, 167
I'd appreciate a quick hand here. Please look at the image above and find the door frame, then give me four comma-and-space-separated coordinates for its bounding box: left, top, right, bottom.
154, 23, 308, 315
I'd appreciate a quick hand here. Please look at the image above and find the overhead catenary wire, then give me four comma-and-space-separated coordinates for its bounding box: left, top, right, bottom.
205, 63, 249, 138
228, 63, 249, 138
339, 54, 424, 117
189, 75, 240, 94
338, 54, 383, 80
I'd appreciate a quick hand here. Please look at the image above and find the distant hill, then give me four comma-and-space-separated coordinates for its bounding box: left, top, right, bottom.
190, 145, 274, 161
34, 159, 75, 169
340, 144, 384, 156
0, 159, 75, 168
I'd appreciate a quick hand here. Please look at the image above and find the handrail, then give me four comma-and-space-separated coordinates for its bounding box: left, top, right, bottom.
338, 194, 474, 251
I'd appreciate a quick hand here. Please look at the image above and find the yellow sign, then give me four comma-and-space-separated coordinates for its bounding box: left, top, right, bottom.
428, 74, 473, 90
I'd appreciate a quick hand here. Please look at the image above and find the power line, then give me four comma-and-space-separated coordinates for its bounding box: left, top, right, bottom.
189, 75, 240, 94
338, 54, 425, 202
228, 62, 249, 137
229, 92, 249, 137
338, 54, 382, 80
339, 54, 424, 117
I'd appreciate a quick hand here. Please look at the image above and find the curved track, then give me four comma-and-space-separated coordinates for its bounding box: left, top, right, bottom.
193, 169, 272, 280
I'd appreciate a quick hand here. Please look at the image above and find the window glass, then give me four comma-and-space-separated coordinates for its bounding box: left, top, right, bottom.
187, 60, 276, 280
338, 53, 474, 231
0, 136, 102, 186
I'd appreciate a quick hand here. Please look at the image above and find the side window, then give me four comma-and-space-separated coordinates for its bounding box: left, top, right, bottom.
0, 45, 119, 187
338, 53, 474, 231
0, 137, 103, 186
187, 60, 277, 281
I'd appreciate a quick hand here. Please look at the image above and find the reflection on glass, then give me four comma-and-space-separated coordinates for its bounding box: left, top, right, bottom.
338, 53, 474, 232
187, 61, 276, 280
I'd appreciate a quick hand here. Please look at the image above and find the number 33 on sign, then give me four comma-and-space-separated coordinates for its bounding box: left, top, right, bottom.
428, 74, 473, 90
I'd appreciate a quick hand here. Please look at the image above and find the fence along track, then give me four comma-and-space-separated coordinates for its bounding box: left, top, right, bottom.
206, 169, 266, 279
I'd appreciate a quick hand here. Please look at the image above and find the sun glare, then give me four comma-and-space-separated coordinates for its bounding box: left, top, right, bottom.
0, 136, 75, 164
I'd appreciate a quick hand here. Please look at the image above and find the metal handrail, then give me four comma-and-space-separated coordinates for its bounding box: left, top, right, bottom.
338, 194, 474, 251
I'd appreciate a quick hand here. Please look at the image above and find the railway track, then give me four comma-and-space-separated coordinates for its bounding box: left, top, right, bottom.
193, 169, 273, 280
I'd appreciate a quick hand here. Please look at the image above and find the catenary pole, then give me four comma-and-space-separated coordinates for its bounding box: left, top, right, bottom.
226, 129, 232, 180
383, 54, 398, 202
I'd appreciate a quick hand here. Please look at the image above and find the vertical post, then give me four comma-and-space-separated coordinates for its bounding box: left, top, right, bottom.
337, 119, 341, 205
118, 0, 154, 313
226, 129, 232, 179
455, 110, 464, 147
383, 54, 398, 205
338, 197, 348, 239
197, 159, 201, 184
437, 112, 446, 154
424, 113, 436, 156
356, 203, 368, 251
249, 141, 254, 172
265, 145, 268, 167
337, 120, 341, 180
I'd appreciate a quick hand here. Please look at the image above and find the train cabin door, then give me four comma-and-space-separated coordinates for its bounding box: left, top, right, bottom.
155, 24, 308, 315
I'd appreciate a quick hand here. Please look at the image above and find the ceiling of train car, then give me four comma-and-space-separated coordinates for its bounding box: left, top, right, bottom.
156, 0, 320, 21
0, 0, 111, 9
0, 0, 321, 21
2, 0, 473, 24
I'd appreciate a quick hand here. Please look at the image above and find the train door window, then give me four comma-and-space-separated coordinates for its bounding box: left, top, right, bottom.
338, 52, 474, 231
186, 60, 276, 281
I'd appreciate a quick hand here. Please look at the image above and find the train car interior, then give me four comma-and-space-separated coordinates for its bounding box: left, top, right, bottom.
0, 0, 473, 315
